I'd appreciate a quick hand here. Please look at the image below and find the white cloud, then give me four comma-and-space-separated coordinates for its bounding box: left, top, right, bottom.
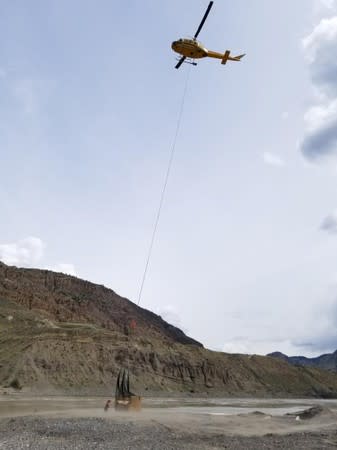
281, 111, 289, 120
301, 13, 337, 161
313, 0, 337, 17
320, 210, 337, 233
51, 263, 76, 276
303, 17, 337, 63
0, 237, 76, 275
262, 152, 285, 167
222, 338, 318, 357
302, 99, 337, 160
156, 304, 186, 331
222, 290, 337, 357
318, 0, 337, 10
290, 297, 337, 355
304, 98, 337, 131
0, 237, 45, 266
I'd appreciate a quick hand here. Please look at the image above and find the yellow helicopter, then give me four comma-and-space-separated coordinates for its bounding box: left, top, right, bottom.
171, 1, 245, 69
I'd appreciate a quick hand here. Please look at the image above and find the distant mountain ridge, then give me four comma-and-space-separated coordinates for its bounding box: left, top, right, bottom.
267, 351, 337, 372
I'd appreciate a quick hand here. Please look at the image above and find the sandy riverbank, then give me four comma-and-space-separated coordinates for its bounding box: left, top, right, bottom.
1, 397, 337, 449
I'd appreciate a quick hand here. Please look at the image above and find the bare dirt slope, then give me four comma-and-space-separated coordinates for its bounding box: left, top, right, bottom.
1, 262, 337, 397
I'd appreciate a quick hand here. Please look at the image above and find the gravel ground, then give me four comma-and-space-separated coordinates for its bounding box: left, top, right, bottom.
1, 416, 337, 450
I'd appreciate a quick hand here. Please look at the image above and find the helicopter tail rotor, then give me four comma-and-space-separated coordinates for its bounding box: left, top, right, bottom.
221, 50, 245, 65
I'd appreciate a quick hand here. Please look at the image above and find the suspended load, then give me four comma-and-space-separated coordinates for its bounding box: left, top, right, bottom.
115, 368, 141, 411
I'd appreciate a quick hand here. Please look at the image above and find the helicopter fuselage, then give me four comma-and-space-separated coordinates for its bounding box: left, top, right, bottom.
171, 38, 208, 59
171, 2, 245, 69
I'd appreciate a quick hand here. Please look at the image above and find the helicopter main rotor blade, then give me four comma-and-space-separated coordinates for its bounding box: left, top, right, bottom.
175, 56, 186, 69
194, 1, 214, 39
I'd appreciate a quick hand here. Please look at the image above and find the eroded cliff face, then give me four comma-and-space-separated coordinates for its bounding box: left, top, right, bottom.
0, 262, 202, 347
2, 310, 337, 397
1, 262, 337, 397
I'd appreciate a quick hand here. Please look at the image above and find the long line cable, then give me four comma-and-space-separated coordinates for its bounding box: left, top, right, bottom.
137, 66, 191, 306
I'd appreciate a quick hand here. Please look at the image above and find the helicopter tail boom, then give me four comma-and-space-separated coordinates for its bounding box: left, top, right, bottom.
231, 54, 246, 61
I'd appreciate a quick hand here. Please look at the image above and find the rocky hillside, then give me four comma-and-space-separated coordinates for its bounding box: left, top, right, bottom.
0, 262, 201, 347
1, 261, 337, 397
268, 351, 337, 373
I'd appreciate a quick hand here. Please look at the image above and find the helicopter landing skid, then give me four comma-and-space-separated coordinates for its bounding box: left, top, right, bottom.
175, 57, 197, 67
186, 59, 197, 66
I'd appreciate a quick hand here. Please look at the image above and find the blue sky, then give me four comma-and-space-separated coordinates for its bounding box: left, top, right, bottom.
1, 0, 337, 356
